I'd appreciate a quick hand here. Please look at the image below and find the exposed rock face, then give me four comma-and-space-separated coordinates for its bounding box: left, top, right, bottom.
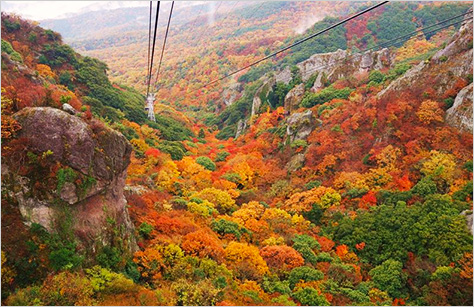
275, 66, 292, 85
286, 153, 305, 172
284, 84, 305, 113
251, 96, 262, 118
292, 48, 393, 88
461, 210, 473, 235
62, 103, 77, 115
14, 107, 131, 181
286, 110, 317, 143
235, 119, 247, 138
446, 83, 473, 132
251, 77, 275, 117
222, 83, 242, 106
298, 49, 347, 82
6, 107, 136, 252
378, 19, 473, 102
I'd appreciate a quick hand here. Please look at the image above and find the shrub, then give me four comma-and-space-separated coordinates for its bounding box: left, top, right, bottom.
221, 172, 242, 184
124, 260, 140, 283
443, 97, 454, 108
40, 271, 94, 306
290, 140, 308, 149
56, 167, 77, 193
292, 287, 329, 306
1, 39, 23, 62
3, 18, 20, 32
59, 71, 73, 89
96, 246, 121, 270
292, 234, 320, 265
301, 86, 352, 108
305, 180, 322, 190
262, 277, 292, 295
49, 245, 82, 271
196, 156, 216, 171
386, 63, 411, 80
211, 219, 249, 240
195, 188, 236, 213
316, 252, 333, 262
187, 200, 215, 218
305, 73, 318, 90
138, 222, 154, 239
5, 286, 43, 306
172, 279, 221, 306
215, 151, 230, 162
157, 141, 186, 160
368, 70, 385, 84
466, 73, 473, 84
288, 266, 324, 289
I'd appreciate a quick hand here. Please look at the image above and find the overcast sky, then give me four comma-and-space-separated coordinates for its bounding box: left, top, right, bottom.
1, 1, 162, 20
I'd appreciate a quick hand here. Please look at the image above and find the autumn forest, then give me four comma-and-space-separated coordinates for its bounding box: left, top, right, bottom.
1, 1, 473, 306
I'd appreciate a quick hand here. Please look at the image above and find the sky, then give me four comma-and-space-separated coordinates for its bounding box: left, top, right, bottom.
0, 1, 169, 20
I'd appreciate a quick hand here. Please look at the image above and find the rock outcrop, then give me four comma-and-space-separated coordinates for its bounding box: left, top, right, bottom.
235, 119, 247, 139
251, 76, 275, 117
284, 84, 305, 113
286, 110, 318, 143
275, 66, 292, 85
293, 48, 393, 88
378, 19, 473, 102
222, 82, 242, 107
446, 83, 473, 132
461, 210, 473, 235
286, 153, 305, 172
5, 107, 137, 252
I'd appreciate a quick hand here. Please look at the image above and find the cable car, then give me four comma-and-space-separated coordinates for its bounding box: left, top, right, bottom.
145, 93, 156, 122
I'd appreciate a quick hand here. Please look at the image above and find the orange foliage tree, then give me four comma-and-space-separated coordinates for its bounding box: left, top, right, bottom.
181, 229, 225, 262
260, 245, 304, 272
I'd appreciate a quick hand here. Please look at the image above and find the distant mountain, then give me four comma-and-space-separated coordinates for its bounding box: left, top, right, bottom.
39, 1, 254, 41
39, 1, 356, 97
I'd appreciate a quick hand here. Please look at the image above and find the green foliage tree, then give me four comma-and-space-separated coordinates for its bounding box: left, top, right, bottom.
288, 266, 324, 289
301, 86, 352, 108
1, 39, 23, 62
292, 234, 320, 265
211, 219, 249, 240
369, 259, 407, 298
196, 156, 216, 171
292, 287, 329, 306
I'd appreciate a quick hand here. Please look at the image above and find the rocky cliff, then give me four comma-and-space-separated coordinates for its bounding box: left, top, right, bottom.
377, 19, 473, 106
2, 107, 137, 252
298, 48, 393, 88
446, 83, 473, 132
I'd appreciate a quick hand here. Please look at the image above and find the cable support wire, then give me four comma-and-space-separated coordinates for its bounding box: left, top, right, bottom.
199, 1, 389, 89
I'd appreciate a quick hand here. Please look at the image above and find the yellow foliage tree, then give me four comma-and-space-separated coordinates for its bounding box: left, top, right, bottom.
156, 160, 180, 192
375, 145, 401, 171
416, 100, 444, 125
194, 187, 236, 213
421, 150, 457, 184
284, 186, 341, 213
36, 64, 56, 79
1, 251, 15, 291
225, 242, 269, 279
357, 168, 392, 191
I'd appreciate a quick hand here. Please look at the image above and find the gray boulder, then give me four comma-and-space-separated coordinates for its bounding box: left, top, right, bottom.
8, 107, 137, 251
284, 84, 305, 113
286, 110, 316, 143
446, 83, 473, 132
62, 103, 77, 115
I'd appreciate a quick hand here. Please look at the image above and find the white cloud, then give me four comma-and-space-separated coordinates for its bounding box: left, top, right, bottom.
0, 1, 150, 20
